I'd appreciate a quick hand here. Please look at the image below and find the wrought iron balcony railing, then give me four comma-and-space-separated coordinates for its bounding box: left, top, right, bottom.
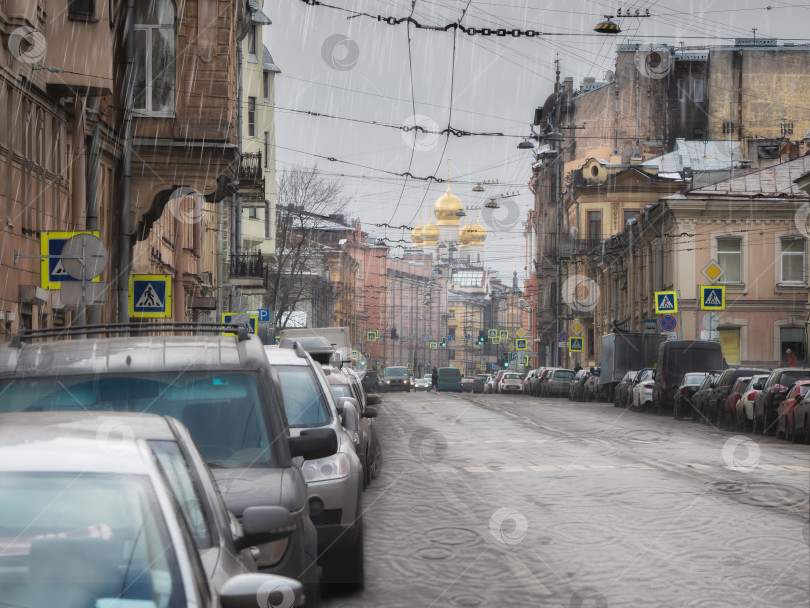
237, 151, 263, 182
559, 237, 603, 259
229, 252, 264, 278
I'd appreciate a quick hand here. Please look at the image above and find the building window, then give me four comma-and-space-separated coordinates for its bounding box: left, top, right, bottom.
717, 238, 742, 283
780, 327, 805, 362
69, 0, 94, 17
623, 210, 639, 226
719, 328, 740, 365
587, 211, 601, 242
677, 78, 686, 102
248, 207, 258, 219
248, 97, 256, 137
263, 72, 270, 101
448, 310, 455, 319
692, 78, 704, 103
264, 131, 270, 168
134, 0, 175, 114
247, 25, 257, 57
780, 238, 805, 283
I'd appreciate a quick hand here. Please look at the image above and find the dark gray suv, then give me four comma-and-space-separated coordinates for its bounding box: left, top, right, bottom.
0, 324, 336, 607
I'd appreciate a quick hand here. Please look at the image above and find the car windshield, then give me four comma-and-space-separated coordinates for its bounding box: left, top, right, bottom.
385, 367, 408, 377
504, 374, 522, 379
778, 371, 810, 387
0, 473, 185, 608
274, 365, 332, 428
554, 371, 575, 379
439, 369, 460, 377
0, 373, 276, 468
329, 384, 354, 401
683, 373, 708, 384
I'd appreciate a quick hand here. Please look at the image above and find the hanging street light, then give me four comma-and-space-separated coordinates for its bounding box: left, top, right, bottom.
594, 15, 621, 34
472, 183, 484, 192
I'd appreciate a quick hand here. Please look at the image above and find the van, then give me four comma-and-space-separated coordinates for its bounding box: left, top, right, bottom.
652, 340, 723, 414
437, 367, 463, 392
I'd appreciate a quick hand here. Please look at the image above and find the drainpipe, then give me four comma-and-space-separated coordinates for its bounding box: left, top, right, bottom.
627, 220, 637, 330
85, 96, 101, 328
70, 95, 87, 327
644, 206, 663, 291
117, 0, 135, 328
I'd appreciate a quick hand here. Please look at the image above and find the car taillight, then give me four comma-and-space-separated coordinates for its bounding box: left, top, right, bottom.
680, 388, 689, 396
747, 391, 756, 401
501, 378, 505, 383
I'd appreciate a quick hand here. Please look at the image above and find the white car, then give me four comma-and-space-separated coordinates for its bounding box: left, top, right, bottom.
631, 368, 655, 410
498, 372, 524, 393
736, 374, 770, 430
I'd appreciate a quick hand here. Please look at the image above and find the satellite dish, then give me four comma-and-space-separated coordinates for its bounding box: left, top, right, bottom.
635, 46, 673, 80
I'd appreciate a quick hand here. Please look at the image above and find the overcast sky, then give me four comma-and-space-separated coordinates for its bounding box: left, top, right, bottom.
263, 0, 808, 286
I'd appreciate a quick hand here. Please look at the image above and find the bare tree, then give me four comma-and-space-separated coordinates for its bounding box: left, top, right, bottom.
265, 166, 349, 328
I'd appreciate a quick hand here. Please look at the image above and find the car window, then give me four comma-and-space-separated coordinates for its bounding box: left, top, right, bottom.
698, 376, 714, 390
439, 369, 461, 378
0, 473, 186, 608
554, 371, 575, 379
683, 373, 707, 385
385, 367, 408, 377
150, 440, 213, 549
778, 371, 810, 388
0, 372, 276, 468
274, 365, 332, 428
330, 384, 354, 402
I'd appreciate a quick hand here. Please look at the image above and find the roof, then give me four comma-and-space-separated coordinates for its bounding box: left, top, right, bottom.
263, 45, 281, 73
249, 0, 272, 24
642, 138, 747, 173
0, 412, 173, 474
688, 155, 810, 198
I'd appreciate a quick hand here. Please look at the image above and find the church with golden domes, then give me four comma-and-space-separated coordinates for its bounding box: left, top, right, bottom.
410, 178, 487, 266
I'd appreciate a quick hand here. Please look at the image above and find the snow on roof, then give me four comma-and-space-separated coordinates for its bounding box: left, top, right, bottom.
642, 138, 746, 173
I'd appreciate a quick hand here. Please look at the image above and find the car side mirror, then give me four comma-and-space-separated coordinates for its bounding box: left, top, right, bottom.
220, 573, 303, 608
362, 406, 378, 418
234, 506, 296, 552
366, 393, 382, 406
289, 428, 337, 460
341, 401, 359, 432
796, 394, 804, 403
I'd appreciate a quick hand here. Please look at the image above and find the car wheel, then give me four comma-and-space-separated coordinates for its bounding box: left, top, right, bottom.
790, 418, 800, 443
751, 410, 759, 434
716, 404, 724, 429
674, 399, 682, 420
370, 441, 382, 479
325, 516, 364, 591
363, 448, 371, 489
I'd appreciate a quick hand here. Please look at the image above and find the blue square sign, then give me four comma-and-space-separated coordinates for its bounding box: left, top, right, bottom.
129, 275, 171, 318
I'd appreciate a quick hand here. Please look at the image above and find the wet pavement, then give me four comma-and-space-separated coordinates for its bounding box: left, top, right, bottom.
325, 390, 810, 608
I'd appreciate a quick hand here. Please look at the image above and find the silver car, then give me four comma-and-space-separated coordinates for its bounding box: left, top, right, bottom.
264, 343, 365, 589
0, 411, 305, 608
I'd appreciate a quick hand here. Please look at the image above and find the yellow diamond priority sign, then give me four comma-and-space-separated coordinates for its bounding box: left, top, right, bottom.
570, 319, 584, 334
701, 259, 726, 283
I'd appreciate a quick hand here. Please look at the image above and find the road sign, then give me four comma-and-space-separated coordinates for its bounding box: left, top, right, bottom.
654, 291, 678, 314
430, 342, 438, 349
257, 308, 272, 322
41, 231, 101, 289
700, 285, 725, 310
516, 338, 528, 350
570, 319, 584, 334
491, 336, 500, 345
489, 363, 497, 370
569, 336, 584, 352
488, 329, 497, 338
516, 328, 526, 338
464, 333, 471, 340
643, 319, 659, 334
519, 355, 529, 366
129, 275, 172, 318
499, 330, 508, 341
222, 313, 257, 335
558, 331, 568, 342
61, 234, 108, 280
351, 350, 360, 361
701, 259, 725, 283
446, 335, 453, 342
407, 363, 413, 370
367, 330, 378, 342
702, 311, 720, 331
510, 352, 517, 361
659, 314, 677, 332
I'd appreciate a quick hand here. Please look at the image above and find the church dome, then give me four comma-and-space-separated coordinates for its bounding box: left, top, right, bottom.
422, 219, 439, 245
459, 220, 472, 247
467, 217, 487, 245
411, 217, 424, 246
433, 183, 463, 226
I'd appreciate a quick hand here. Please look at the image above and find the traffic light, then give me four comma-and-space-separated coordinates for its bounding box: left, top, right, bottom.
477, 330, 486, 345
441, 338, 447, 347
501, 353, 510, 367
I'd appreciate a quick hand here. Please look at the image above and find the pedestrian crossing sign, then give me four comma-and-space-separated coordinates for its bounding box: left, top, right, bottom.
516, 338, 528, 350
700, 285, 725, 311
129, 275, 172, 318
569, 336, 584, 352
430, 342, 438, 349
654, 291, 678, 314
367, 330, 378, 342
222, 313, 257, 336
488, 329, 497, 338
491, 336, 500, 345
519, 355, 529, 366
41, 231, 101, 289
500, 330, 508, 341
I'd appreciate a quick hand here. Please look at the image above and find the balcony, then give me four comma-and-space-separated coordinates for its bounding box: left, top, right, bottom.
236, 152, 265, 204
228, 252, 265, 290
559, 237, 603, 259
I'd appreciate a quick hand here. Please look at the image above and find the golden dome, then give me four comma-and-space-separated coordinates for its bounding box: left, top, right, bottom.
422, 219, 439, 245
433, 183, 463, 226
411, 216, 424, 246
467, 216, 487, 245
459, 219, 472, 247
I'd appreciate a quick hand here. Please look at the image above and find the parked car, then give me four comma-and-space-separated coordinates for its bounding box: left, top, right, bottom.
382, 366, 411, 392
461, 377, 475, 392
673, 372, 710, 420
537, 368, 556, 397
325, 366, 382, 486
614, 370, 637, 408
523, 369, 538, 395
705, 367, 769, 427
652, 340, 724, 415
544, 369, 576, 398
776, 380, 810, 441
0, 412, 306, 608
498, 372, 524, 393
473, 374, 489, 393
528, 368, 545, 396
722, 376, 752, 429
790, 384, 810, 444
0, 325, 332, 606
630, 368, 656, 410
414, 374, 432, 391
264, 343, 365, 589
753, 368, 810, 435
358, 369, 380, 394
484, 374, 498, 394
691, 371, 723, 422
569, 369, 590, 401
735, 374, 770, 431
437, 367, 463, 391
584, 367, 602, 401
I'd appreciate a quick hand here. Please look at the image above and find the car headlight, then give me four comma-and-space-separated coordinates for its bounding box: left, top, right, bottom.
303, 453, 351, 483
385, 380, 391, 384
250, 538, 289, 568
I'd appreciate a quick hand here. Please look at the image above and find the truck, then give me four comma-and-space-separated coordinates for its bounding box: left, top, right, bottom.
277, 326, 352, 367
599, 332, 665, 402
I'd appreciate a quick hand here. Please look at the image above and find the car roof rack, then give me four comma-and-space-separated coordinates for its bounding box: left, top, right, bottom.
278, 338, 309, 359
9, 322, 252, 347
